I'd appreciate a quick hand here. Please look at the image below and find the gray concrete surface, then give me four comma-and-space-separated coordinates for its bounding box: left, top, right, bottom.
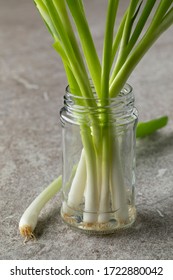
0, 0, 173, 260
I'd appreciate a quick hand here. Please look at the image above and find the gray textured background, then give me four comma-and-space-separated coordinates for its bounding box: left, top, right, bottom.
0, 0, 173, 259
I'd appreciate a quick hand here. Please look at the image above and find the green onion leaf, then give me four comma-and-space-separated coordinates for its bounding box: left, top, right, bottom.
136, 116, 168, 138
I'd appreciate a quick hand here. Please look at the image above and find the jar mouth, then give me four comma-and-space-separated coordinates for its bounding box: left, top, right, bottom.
65, 83, 133, 103
61, 83, 137, 126
62, 83, 136, 122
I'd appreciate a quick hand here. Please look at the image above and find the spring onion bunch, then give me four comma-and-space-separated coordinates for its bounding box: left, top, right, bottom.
19, 0, 173, 239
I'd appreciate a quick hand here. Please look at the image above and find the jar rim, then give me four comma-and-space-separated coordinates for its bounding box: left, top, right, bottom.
65, 83, 133, 102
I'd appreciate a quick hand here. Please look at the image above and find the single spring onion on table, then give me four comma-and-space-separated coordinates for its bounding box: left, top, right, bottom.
19, 176, 62, 242
19, 0, 173, 239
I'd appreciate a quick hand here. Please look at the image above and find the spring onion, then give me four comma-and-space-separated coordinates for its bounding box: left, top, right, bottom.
136, 115, 168, 138
19, 0, 173, 240
19, 176, 62, 242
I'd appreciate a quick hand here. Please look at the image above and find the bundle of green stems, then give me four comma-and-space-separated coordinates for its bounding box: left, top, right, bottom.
19, 0, 173, 240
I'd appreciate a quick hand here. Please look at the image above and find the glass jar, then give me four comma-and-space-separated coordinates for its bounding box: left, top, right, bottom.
60, 84, 138, 234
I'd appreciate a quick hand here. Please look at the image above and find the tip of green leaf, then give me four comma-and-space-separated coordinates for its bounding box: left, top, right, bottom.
136, 115, 168, 138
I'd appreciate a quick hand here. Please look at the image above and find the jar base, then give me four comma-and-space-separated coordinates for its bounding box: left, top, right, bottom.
61, 205, 136, 235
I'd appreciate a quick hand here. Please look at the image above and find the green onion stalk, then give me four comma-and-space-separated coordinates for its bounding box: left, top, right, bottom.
19, 0, 172, 238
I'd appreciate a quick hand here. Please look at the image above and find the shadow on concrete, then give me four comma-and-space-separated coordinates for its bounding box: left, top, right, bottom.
34, 207, 61, 238
136, 131, 173, 161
